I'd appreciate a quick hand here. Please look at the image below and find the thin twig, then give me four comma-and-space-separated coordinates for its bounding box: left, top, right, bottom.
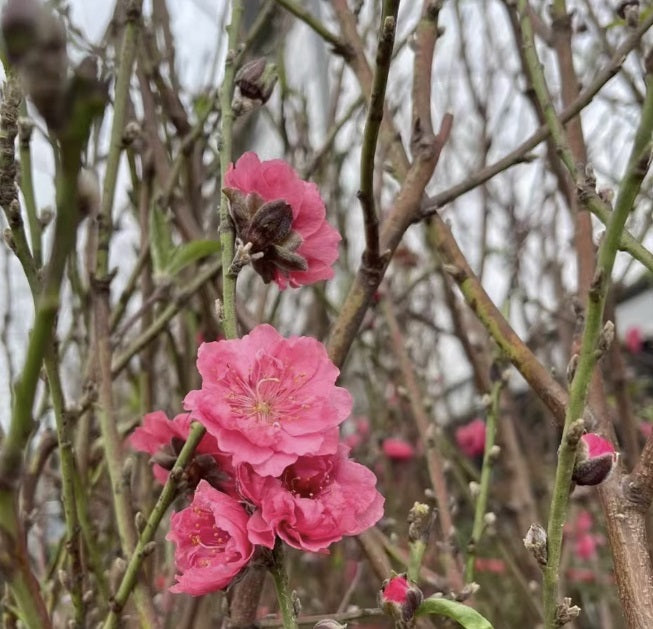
272, 0, 351, 58
464, 376, 503, 583
358, 0, 399, 267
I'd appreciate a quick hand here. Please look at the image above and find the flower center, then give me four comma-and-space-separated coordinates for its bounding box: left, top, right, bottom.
223, 359, 311, 425
281, 461, 333, 499
187, 507, 239, 567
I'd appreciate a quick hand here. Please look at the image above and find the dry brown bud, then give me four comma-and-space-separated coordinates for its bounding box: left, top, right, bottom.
77, 168, 100, 217
555, 597, 581, 626
407, 502, 433, 543
523, 523, 548, 567
235, 57, 277, 104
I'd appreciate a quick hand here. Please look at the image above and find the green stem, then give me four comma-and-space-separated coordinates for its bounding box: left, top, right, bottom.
464, 377, 502, 583
102, 423, 206, 629
73, 471, 110, 602
43, 346, 85, 624
218, 0, 244, 340
270, 543, 298, 629
92, 0, 141, 552
408, 540, 426, 583
0, 82, 94, 629
518, 3, 653, 624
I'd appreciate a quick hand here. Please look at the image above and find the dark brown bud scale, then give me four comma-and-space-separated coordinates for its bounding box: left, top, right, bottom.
224, 187, 308, 284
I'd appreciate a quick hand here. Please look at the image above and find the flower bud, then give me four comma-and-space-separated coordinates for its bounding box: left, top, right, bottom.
572, 433, 616, 486
77, 168, 100, 217
1, 0, 40, 65
523, 523, 548, 567
555, 597, 581, 626
235, 57, 278, 104
407, 502, 433, 544
617, 1, 640, 27
379, 574, 423, 624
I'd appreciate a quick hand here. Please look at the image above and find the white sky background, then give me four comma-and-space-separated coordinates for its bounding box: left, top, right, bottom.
1, 0, 652, 425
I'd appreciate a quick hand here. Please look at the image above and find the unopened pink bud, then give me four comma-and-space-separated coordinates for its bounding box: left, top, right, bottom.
572, 433, 616, 486
379, 574, 423, 623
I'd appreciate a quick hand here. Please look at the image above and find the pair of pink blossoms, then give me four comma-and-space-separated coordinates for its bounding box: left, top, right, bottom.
131, 326, 384, 596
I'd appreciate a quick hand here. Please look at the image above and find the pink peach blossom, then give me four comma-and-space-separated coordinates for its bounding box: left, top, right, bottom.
128, 411, 235, 493
166, 480, 254, 595
640, 422, 653, 439
185, 324, 352, 477
238, 444, 384, 553
223, 152, 341, 289
382, 438, 415, 461
455, 418, 486, 458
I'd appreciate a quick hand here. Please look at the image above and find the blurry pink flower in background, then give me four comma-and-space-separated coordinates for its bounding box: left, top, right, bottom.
566, 568, 597, 584
382, 437, 415, 461
574, 533, 598, 561
625, 326, 643, 353
238, 444, 384, 553
166, 481, 253, 595
474, 557, 506, 574
640, 422, 653, 439
565, 509, 605, 562
185, 324, 351, 477
455, 418, 486, 458
573, 509, 593, 535
342, 416, 372, 452
356, 416, 371, 438
223, 152, 340, 289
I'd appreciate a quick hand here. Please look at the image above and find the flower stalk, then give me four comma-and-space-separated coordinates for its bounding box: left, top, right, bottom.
270, 542, 299, 629
218, 0, 244, 340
